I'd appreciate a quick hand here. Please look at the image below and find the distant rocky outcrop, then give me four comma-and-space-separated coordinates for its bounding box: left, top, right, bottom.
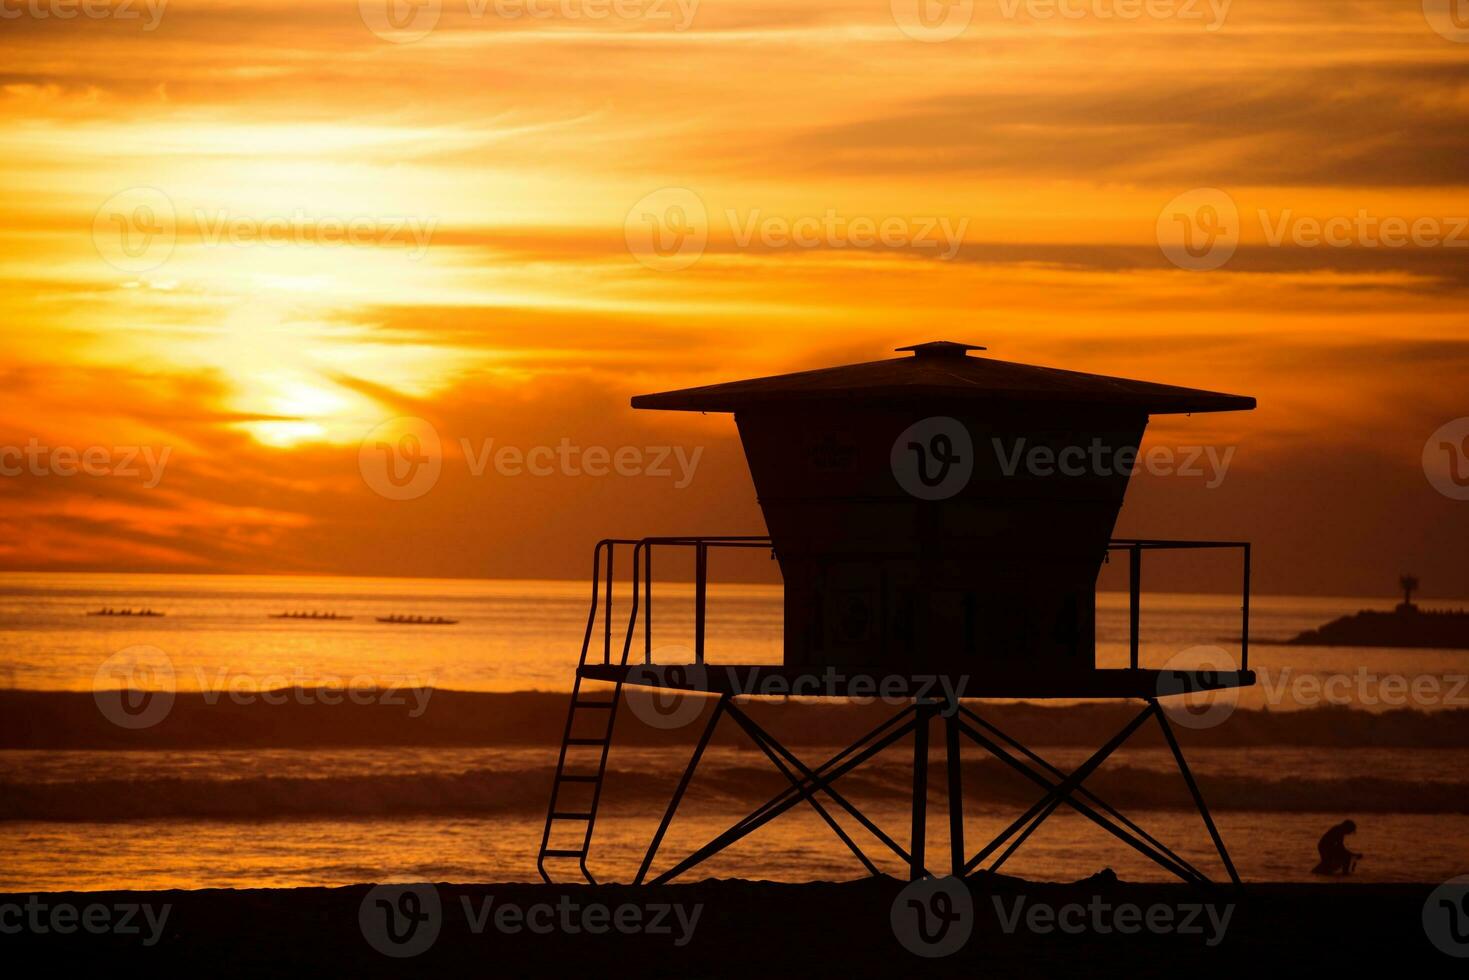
1289, 603, 1469, 650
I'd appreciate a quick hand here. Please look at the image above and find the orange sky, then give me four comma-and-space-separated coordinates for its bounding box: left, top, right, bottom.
0, 0, 1466, 596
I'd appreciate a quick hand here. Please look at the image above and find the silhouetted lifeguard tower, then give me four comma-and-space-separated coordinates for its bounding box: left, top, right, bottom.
539, 342, 1255, 886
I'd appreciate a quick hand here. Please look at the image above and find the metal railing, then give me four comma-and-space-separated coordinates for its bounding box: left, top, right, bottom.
1107, 539, 1251, 672
577, 537, 773, 670
577, 536, 1251, 673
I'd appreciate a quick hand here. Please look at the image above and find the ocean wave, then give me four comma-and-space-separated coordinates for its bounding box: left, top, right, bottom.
3, 758, 1467, 822
5, 690, 1469, 750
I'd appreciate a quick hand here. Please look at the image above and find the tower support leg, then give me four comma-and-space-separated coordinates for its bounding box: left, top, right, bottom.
1152, 701, 1241, 885
945, 711, 964, 877
651, 705, 921, 884
910, 702, 931, 880
636, 694, 726, 884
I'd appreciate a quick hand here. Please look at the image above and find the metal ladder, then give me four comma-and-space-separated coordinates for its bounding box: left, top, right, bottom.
537, 539, 629, 884
536, 536, 772, 883
536, 673, 621, 884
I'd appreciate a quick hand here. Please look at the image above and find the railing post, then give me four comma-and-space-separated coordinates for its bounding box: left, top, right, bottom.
645, 543, 653, 665
694, 543, 707, 665
1128, 544, 1141, 670
1241, 543, 1251, 672
604, 543, 614, 665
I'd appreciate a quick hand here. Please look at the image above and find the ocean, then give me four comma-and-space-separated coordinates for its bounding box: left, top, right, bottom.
1, 572, 1467, 891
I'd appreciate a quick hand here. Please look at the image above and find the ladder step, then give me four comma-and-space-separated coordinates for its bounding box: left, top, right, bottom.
566, 738, 609, 746
541, 849, 587, 858
551, 811, 594, 820
573, 699, 615, 708
557, 774, 600, 783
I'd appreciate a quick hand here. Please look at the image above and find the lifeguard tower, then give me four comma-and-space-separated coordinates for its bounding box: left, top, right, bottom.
539, 341, 1255, 886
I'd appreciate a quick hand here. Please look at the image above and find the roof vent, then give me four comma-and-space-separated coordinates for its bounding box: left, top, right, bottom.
895, 341, 986, 359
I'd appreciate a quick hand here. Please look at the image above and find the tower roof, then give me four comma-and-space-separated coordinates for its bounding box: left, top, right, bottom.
631, 341, 1255, 415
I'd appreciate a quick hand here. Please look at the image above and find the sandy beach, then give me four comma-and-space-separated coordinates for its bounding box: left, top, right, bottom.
2, 874, 1458, 976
